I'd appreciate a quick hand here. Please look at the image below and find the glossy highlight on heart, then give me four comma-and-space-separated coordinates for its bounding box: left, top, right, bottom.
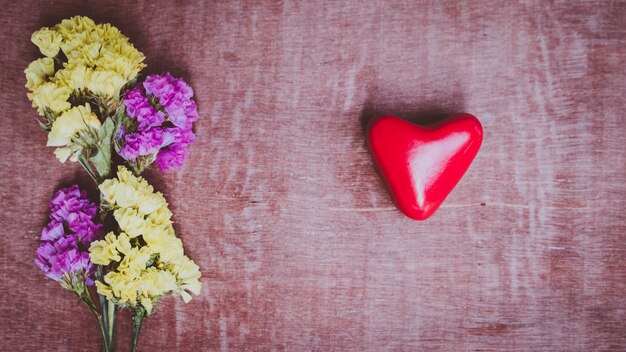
367, 113, 483, 220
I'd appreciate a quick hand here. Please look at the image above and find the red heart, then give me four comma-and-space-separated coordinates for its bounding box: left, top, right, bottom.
367, 113, 483, 220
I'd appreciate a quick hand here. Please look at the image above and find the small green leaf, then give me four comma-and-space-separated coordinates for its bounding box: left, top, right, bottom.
77, 129, 96, 146
98, 117, 115, 140
89, 117, 115, 177
112, 104, 126, 153
35, 118, 50, 132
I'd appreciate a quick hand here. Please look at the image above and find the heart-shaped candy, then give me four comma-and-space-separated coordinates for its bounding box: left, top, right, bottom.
367, 113, 483, 220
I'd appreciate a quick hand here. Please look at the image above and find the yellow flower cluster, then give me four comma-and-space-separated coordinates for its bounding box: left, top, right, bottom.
25, 16, 146, 162
89, 166, 201, 315
47, 104, 101, 162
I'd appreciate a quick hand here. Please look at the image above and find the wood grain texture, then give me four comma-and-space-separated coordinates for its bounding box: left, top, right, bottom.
1, 0, 625, 351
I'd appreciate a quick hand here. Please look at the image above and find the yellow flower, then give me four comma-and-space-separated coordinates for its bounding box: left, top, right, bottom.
24, 58, 54, 90
138, 268, 177, 314
146, 205, 173, 228
96, 23, 123, 42
114, 207, 147, 238
99, 178, 118, 204
29, 81, 72, 115
115, 165, 139, 186
56, 16, 96, 39
28, 16, 146, 107
104, 271, 140, 305
86, 70, 127, 97
118, 246, 152, 277
47, 104, 99, 146
27, 16, 147, 122
94, 166, 202, 312
47, 104, 100, 162
97, 49, 145, 81
52, 148, 73, 162
89, 232, 131, 265
140, 268, 177, 296
140, 297, 154, 315
135, 180, 156, 199
179, 283, 201, 304
170, 256, 202, 302
136, 192, 166, 215
143, 226, 184, 262
65, 42, 102, 66
54, 65, 89, 91
113, 181, 138, 208
31, 27, 62, 57
96, 281, 114, 300
59, 32, 88, 57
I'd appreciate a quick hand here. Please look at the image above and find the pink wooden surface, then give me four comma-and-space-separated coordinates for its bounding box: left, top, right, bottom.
1, 1, 625, 351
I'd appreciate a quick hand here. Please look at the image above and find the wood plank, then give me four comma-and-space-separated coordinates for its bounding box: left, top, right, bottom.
0, 1, 624, 350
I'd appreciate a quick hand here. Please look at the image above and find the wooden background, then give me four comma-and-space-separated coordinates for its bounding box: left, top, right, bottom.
1, 1, 625, 351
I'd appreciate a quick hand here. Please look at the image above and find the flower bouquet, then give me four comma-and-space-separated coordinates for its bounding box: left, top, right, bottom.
27, 16, 202, 351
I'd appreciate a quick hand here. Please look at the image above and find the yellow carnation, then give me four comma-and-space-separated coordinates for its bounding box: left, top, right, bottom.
31, 27, 62, 57
65, 42, 102, 66
146, 205, 173, 228
96, 23, 123, 42
54, 65, 89, 91
170, 256, 202, 302
96, 281, 114, 300
114, 207, 147, 238
99, 178, 118, 204
118, 247, 152, 277
89, 232, 131, 265
24, 58, 54, 90
29, 81, 72, 115
47, 104, 99, 146
97, 49, 144, 80
113, 181, 138, 208
115, 165, 139, 186
104, 271, 140, 305
138, 268, 177, 314
86, 69, 127, 97
56, 16, 96, 39
47, 104, 100, 162
143, 227, 184, 262
53, 148, 73, 162
140, 268, 178, 297
59, 32, 87, 57
136, 192, 166, 215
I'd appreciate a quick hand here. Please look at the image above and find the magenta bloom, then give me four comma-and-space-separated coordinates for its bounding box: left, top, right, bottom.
35, 185, 102, 289
118, 128, 164, 161
119, 73, 198, 171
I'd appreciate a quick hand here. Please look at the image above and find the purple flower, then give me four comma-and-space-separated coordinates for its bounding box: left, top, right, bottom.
41, 221, 64, 241
162, 127, 195, 147
155, 143, 189, 171
119, 73, 198, 172
118, 128, 164, 161
123, 88, 166, 131
35, 185, 102, 290
49, 186, 97, 223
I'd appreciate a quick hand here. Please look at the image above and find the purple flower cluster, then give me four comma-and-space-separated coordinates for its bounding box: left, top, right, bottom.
119, 73, 198, 171
35, 185, 102, 288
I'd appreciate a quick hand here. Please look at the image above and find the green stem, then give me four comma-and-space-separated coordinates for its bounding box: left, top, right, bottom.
131, 309, 146, 352
81, 290, 109, 352
83, 286, 100, 314
107, 300, 116, 351
95, 314, 109, 352
95, 266, 111, 351
78, 155, 99, 184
